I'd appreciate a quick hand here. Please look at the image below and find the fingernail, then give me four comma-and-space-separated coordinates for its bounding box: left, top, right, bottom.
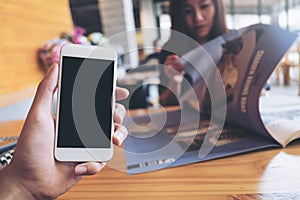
115, 130, 126, 144
76, 166, 87, 175
118, 109, 126, 120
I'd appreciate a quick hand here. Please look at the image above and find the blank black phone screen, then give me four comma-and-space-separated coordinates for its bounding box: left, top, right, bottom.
57, 56, 114, 148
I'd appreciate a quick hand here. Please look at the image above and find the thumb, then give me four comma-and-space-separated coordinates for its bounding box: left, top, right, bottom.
30, 63, 59, 116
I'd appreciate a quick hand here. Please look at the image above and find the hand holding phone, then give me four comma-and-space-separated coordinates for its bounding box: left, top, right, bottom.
55, 44, 117, 162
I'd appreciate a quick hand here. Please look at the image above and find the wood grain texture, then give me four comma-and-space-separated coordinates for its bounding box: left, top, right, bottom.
58, 103, 300, 199
1, 120, 300, 200
57, 143, 300, 199
0, 85, 36, 108
0, 0, 73, 97
0, 120, 24, 136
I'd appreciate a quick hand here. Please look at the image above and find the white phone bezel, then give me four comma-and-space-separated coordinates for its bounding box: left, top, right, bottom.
55, 44, 117, 162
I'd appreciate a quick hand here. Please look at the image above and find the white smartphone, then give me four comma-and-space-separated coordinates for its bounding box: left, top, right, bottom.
55, 44, 117, 162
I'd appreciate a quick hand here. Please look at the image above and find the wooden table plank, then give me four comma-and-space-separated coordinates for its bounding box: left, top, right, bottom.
1, 120, 300, 199
59, 141, 300, 199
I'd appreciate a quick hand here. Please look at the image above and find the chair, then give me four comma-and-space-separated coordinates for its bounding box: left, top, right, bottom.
276, 42, 300, 96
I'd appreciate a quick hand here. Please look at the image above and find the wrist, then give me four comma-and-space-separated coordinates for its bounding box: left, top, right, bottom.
0, 165, 36, 200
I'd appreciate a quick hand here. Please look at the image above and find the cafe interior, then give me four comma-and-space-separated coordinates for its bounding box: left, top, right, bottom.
1, 0, 300, 118
1, 1, 300, 199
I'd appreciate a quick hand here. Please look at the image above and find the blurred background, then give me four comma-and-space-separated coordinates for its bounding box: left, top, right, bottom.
0, 0, 300, 120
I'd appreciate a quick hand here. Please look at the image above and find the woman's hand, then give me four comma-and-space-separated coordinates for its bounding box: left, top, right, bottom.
160, 55, 185, 105
164, 54, 184, 80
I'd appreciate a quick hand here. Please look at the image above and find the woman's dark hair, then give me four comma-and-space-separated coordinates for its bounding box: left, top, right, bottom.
169, 0, 228, 41
158, 0, 229, 104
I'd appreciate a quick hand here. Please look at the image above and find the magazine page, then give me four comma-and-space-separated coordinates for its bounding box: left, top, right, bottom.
259, 94, 300, 147
123, 107, 280, 174
122, 24, 297, 174
181, 24, 297, 139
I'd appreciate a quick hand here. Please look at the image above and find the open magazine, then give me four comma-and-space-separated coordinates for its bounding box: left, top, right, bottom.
123, 24, 299, 174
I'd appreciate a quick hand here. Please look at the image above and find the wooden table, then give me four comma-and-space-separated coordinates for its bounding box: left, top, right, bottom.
1, 119, 300, 200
